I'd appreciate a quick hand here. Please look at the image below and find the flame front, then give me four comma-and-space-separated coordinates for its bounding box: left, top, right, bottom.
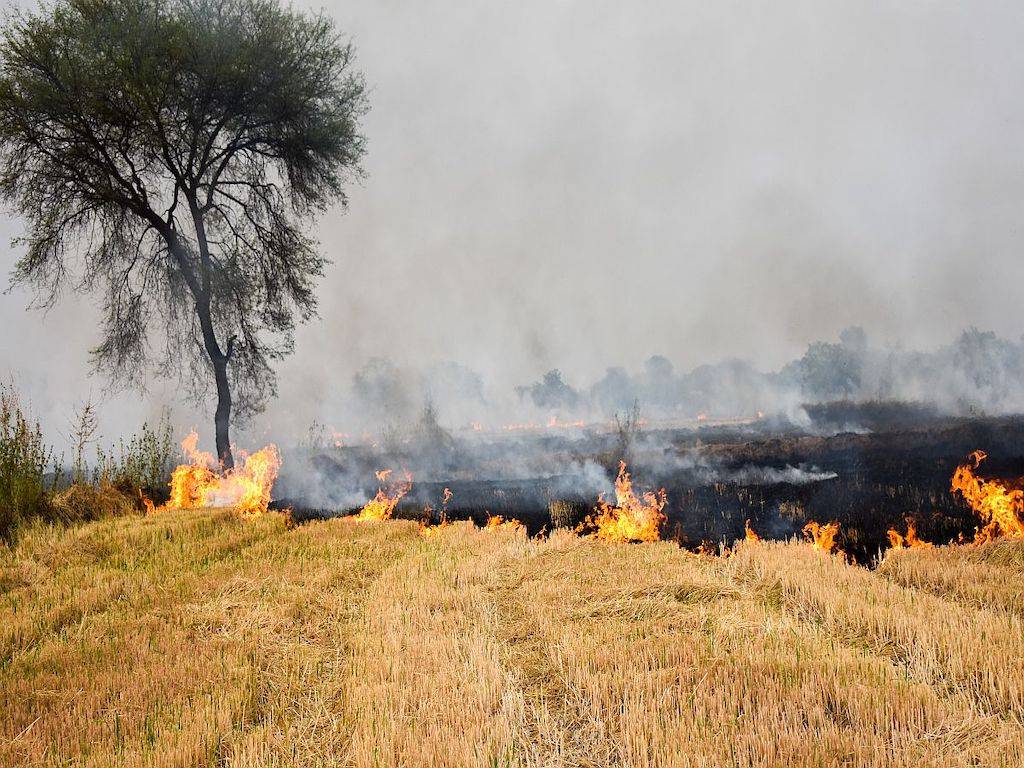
419, 519, 449, 537
485, 514, 525, 533
951, 450, 1024, 543
587, 461, 667, 543
887, 519, 932, 549
354, 470, 412, 522
420, 487, 454, 536
744, 519, 762, 542
154, 431, 280, 517
802, 520, 840, 554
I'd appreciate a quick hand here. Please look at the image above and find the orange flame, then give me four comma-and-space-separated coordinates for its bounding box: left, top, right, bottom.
502, 421, 539, 432
501, 416, 587, 432
802, 520, 841, 555
695, 541, 717, 557
419, 519, 449, 537
951, 450, 1024, 543
545, 415, 585, 429
586, 461, 667, 543
485, 514, 525, 533
744, 519, 762, 542
151, 431, 280, 517
418, 488, 455, 537
887, 519, 932, 550
353, 469, 412, 522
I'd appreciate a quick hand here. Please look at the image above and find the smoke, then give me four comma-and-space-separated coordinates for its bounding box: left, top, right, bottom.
5, 0, 1024, 452
274, 433, 615, 511
711, 464, 837, 486
621, 429, 837, 487
274, 452, 370, 511
260, 325, 1024, 450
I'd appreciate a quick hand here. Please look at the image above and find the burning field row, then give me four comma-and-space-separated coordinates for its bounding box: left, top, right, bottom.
145, 423, 1024, 564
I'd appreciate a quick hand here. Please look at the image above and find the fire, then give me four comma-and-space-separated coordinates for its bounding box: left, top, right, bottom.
695, 541, 717, 557
418, 488, 454, 537
419, 519, 449, 537
951, 451, 1024, 543
502, 421, 540, 432
887, 519, 932, 550
586, 461, 667, 543
502, 416, 586, 432
485, 514, 525, 533
802, 520, 840, 554
744, 519, 762, 542
545, 415, 585, 429
151, 431, 280, 517
353, 469, 412, 522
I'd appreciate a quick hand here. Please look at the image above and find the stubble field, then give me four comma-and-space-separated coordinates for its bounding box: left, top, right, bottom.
2, 509, 1023, 767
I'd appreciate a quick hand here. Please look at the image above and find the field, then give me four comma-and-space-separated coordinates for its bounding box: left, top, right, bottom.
2, 510, 1024, 767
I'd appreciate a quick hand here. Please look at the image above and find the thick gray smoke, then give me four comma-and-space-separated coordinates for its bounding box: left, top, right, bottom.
4, 0, 1024, 456
276, 325, 1024, 445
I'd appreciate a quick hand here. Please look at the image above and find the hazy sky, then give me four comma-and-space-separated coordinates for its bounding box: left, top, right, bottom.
4, 0, 1024, 442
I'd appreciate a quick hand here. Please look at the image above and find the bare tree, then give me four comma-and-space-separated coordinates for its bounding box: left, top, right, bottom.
0, 0, 368, 466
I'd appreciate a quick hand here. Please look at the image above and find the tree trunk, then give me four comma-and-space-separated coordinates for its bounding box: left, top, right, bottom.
156, 223, 235, 469
195, 295, 234, 471
213, 355, 234, 470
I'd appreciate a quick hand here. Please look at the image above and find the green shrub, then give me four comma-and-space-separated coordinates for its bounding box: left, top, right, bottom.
0, 384, 57, 542
95, 409, 174, 499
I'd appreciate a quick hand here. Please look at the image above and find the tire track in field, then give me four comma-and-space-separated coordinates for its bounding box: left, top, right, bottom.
486, 537, 626, 768
331, 521, 524, 768
213, 517, 422, 766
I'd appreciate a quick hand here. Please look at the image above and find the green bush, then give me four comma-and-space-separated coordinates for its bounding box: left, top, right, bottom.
0, 387, 175, 543
95, 410, 174, 500
0, 384, 57, 542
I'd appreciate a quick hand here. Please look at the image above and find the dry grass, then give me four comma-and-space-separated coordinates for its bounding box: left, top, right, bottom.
2, 512, 1022, 767
46, 481, 142, 525
877, 539, 1024, 618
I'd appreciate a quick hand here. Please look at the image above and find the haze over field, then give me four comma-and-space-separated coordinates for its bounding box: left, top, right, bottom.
4, 0, 1024, 445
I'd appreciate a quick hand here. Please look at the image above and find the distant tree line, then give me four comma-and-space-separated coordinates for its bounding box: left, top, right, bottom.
343, 327, 1024, 429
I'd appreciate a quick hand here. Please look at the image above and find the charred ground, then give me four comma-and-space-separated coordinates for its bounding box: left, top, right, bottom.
276, 402, 1024, 562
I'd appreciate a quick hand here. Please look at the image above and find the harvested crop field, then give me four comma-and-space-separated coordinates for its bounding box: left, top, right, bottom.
2, 510, 1023, 767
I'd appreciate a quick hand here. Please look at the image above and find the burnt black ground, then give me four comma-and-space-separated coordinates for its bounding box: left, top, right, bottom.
276, 406, 1024, 562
